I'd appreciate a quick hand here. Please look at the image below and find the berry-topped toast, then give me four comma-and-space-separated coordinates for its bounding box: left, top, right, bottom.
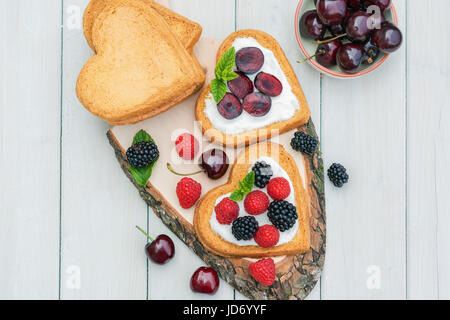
194, 142, 311, 258
195, 30, 311, 148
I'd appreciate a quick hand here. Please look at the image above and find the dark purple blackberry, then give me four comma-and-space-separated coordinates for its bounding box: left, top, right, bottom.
268, 200, 298, 232
126, 141, 159, 168
232, 216, 259, 241
327, 163, 349, 188
252, 161, 273, 188
290, 131, 318, 155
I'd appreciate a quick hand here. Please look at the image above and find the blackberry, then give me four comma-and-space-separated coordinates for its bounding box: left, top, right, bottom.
126, 141, 159, 168
232, 216, 259, 241
252, 161, 273, 188
290, 131, 318, 155
327, 163, 349, 188
268, 200, 298, 232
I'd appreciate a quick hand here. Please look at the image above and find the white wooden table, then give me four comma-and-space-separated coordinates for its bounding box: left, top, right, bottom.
1, 0, 449, 300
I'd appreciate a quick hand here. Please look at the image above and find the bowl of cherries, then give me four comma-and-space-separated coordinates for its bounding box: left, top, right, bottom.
295, 0, 402, 78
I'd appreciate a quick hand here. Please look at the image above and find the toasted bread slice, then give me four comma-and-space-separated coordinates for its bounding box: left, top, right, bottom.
194, 142, 310, 258
83, 0, 202, 52
76, 0, 205, 125
195, 30, 311, 148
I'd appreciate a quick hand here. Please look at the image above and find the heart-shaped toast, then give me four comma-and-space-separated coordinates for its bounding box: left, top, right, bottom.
195, 30, 311, 148
194, 142, 311, 258
83, 0, 202, 53
76, 0, 205, 125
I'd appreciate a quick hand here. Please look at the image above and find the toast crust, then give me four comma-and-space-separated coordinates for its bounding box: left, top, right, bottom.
195, 30, 311, 148
194, 142, 311, 258
83, 0, 202, 52
76, 0, 205, 125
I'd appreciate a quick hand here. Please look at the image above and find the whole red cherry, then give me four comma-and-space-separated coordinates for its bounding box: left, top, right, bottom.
190, 267, 220, 294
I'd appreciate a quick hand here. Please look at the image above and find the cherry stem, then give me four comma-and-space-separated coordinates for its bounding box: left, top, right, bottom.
136, 225, 154, 242
166, 162, 205, 176
316, 33, 347, 44
297, 49, 326, 64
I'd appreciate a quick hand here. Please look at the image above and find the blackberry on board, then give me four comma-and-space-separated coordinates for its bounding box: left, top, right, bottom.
126, 141, 159, 168
232, 216, 259, 241
252, 161, 273, 188
268, 200, 298, 232
327, 163, 349, 188
290, 131, 318, 155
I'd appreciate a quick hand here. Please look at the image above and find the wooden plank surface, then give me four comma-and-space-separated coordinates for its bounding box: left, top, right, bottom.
407, 0, 450, 300
60, 0, 148, 299
0, 0, 62, 299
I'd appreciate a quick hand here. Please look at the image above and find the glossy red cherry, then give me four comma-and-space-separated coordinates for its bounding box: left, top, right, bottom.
254, 72, 283, 97
372, 21, 403, 53
363, 0, 391, 12
316, 0, 348, 26
236, 47, 264, 74
299, 10, 326, 40
346, 0, 362, 10
227, 72, 254, 100
362, 37, 379, 64
243, 92, 271, 117
345, 11, 372, 43
190, 267, 220, 294
136, 226, 175, 264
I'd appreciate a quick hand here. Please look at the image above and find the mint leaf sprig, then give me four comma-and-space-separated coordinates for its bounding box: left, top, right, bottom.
229, 171, 255, 202
129, 129, 159, 187
210, 47, 238, 104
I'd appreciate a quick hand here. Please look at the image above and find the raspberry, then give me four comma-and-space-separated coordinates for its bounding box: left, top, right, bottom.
215, 198, 239, 225
176, 177, 202, 209
244, 190, 269, 215
254, 225, 280, 248
175, 133, 199, 160
249, 258, 276, 286
267, 177, 291, 200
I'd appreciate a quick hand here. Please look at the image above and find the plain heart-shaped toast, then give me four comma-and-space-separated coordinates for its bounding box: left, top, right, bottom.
83, 0, 202, 53
194, 142, 311, 258
76, 0, 205, 125
195, 29, 311, 148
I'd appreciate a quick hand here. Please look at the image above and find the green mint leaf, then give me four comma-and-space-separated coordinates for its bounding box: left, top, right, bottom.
132, 129, 153, 145
129, 130, 158, 187
210, 78, 227, 104
220, 70, 239, 81
215, 47, 236, 80
229, 190, 244, 202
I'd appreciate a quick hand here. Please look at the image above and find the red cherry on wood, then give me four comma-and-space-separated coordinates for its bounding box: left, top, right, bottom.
136, 226, 175, 264
190, 267, 220, 294
316, 0, 348, 26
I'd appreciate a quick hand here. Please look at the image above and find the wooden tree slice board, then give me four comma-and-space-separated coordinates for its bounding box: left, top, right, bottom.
107, 38, 326, 300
